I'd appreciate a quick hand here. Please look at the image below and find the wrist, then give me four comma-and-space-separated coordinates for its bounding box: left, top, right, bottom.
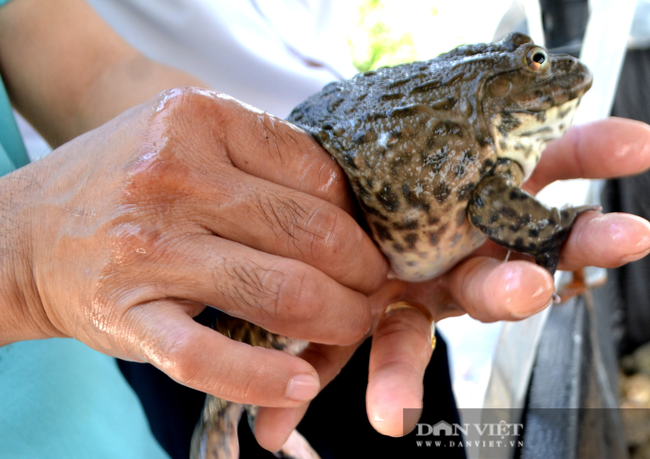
0, 165, 60, 346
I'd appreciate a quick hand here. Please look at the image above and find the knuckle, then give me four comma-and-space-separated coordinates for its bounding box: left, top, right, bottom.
269, 261, 316, 324
155, 87, 218, 117
152, 327, 202, 384
314, 160, 350, 205
148, 87, 229, 157
161, 331, 281, 403
342, 311, 371, 344
305, 206, 363, 272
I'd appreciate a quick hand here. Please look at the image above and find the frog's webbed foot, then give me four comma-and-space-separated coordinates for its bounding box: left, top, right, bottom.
467, 158, 598, 274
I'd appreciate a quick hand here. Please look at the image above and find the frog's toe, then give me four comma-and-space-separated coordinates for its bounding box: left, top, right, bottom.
527, 204, 600, 274
530, 244, 562, 274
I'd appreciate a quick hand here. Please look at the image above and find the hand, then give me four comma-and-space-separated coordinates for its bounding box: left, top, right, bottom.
254, 117, 650, 451
0, 88, 390, 409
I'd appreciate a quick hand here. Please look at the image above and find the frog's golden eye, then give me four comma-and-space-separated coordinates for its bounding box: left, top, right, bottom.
526, 47, 549, 72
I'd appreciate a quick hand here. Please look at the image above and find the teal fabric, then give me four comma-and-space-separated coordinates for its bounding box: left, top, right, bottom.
0, 0, 30, 172
0, 74, 29, 172
0, 142, 18, 176
0, 0, 30, 173
0, 1, 170, 456
0, 339, 170, 459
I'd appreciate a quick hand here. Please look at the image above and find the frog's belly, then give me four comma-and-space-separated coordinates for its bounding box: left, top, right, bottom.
369, 215, 487, 282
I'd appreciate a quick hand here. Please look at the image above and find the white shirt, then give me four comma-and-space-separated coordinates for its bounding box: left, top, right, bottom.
87, 0, 358, 118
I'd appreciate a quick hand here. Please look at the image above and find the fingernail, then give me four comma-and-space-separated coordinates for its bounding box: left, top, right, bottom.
286, 374, 320, 402
622, 250, 650, 264
618, 217, 650, 263
621, 243, 650, 264
505, 265, 554, 319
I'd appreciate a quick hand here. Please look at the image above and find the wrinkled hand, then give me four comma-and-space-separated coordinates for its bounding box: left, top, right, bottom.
0, 88, 391, 408
255, 117, 650, 451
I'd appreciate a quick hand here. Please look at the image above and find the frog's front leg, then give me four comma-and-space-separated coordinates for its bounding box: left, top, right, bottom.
467, 158, 597, 274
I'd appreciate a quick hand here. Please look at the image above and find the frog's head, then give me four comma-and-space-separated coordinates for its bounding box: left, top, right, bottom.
475, 33, 592, 179
437, 33, 591, 179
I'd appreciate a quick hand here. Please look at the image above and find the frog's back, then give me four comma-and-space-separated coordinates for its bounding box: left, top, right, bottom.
289, 57, 497, 280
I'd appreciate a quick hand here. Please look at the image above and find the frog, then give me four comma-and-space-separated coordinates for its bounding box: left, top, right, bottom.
288, 31, 593, 281
191, 32, 593, 459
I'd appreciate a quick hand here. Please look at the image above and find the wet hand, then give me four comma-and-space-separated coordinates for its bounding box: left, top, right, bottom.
0, 88, 389, 409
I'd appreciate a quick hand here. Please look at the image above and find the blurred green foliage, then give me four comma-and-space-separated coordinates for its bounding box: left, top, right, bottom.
347, 0, 421, 72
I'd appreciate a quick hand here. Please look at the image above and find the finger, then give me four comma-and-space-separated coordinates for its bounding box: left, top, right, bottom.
559, 212, 650, 271
167, 89, 355, 212
369, 258, 555, 323
254, 343, 359, 451
116, 300, 321, 407
192, 167, 388, 294
473, 212, 650, 271
224, 98, 355, 212
366, 305, 434, 437
445, 258, 554, 321
130, 234, 373, 345
254, 405, 310, 453
525, 118, 650, 194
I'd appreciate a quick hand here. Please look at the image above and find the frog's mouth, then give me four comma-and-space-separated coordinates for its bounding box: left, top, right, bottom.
490, 97, 581, 180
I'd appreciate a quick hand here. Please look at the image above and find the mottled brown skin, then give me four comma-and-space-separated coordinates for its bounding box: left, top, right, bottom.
288, 32, 593, 280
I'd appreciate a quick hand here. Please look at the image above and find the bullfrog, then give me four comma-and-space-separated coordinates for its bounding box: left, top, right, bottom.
289, 31, 593, 280
191, 32, 593, 459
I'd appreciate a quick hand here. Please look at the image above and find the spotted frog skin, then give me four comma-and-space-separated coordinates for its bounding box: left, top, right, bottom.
289, 32, 593, 280
192, 33, 593, 459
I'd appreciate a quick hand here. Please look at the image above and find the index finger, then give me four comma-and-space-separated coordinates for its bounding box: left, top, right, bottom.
525, 117, 650, 195
204, 92, 356, 213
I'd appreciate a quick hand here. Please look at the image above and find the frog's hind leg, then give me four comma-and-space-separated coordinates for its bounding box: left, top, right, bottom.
190, 400, 321, 459
244, 405, 321, 459
467, 158, 598, 274
191, 314, 320, 459
191, 396, 244, 459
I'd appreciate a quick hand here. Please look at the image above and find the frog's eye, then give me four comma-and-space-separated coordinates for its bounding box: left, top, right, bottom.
526, 47, 549, 72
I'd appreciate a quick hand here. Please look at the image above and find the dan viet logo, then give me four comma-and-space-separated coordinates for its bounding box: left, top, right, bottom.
414, 420, 524, 449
